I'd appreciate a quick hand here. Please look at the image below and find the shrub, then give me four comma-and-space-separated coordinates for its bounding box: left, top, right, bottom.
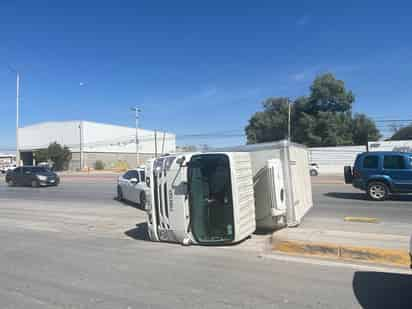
94, 160, 105, 170
113, 160, 129, 171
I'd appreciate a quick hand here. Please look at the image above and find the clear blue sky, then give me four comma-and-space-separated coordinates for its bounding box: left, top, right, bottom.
1, 0, 412, 150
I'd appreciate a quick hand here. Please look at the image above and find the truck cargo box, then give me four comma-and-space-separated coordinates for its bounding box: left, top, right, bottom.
215, 140, 313, 229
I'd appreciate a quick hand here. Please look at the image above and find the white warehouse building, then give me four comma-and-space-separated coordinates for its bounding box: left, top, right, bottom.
19, 121, 176, 170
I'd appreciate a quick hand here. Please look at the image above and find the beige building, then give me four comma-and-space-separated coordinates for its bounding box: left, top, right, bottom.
18, 121, 176, 170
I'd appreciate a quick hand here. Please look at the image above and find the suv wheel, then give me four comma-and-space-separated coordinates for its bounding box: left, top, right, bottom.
367, 182, 389, 201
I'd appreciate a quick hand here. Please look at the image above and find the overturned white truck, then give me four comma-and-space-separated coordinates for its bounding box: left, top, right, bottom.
144, 141, 313, 245
217, 140, 313, 230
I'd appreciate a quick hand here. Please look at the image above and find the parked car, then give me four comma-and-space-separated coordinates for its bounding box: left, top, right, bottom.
117, 168, 147, 206
344, 151, 412, 201
6, 166, 60, 187
309, 163, 319, 176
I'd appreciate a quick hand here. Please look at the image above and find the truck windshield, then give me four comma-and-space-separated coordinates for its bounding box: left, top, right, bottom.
188, 154, 234, 243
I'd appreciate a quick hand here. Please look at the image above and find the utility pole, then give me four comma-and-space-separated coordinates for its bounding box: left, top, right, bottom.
131, 107, 140, 167
11, 70, 21, 166
287, 98, 291, 142
16, 72, 20, 165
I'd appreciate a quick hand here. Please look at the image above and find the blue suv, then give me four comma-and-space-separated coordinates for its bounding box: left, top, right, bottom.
345, 151, 412, 201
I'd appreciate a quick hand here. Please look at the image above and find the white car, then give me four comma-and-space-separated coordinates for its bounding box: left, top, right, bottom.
117, 168, 147, 206
309, 163, 319, 176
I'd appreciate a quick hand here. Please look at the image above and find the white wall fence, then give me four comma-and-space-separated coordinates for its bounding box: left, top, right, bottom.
309, 145, 366, 175
309, 140, 412, 175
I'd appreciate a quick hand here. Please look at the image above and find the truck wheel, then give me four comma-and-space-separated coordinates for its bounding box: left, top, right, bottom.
140, 191, 146, 209
367, 182, 388, 201
117, 186, 123, 201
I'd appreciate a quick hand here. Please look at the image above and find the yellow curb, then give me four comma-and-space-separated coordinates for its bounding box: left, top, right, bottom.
272, 239, 410, 267
344, 217, 380, 223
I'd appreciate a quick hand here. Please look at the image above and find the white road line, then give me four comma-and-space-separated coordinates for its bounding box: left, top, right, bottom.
260, 252, 411, 274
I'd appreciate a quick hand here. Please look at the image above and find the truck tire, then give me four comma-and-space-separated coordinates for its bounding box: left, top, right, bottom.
117, 185, 124, 201
140, 191, 146, 209
367, 181, 389, 201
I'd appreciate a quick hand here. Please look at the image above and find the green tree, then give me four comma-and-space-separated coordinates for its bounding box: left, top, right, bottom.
390, 124, 412, 140
352, 113, 381, 145
246, 97, 289, 144
34, 142, 71, 171
308, 73, 355, 113
245, 73, 380, 147
94, 160, 105, 170
34, 148, 49, 163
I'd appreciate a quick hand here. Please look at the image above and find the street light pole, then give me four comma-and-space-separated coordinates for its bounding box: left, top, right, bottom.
287, 98, 291, 142
131, 107, 140, 167
15, 72, 20, 166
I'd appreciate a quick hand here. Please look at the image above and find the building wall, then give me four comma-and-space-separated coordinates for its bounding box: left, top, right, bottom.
69, 152, 156, 170
81, 121, 175, 154
19, 121, 81, 150
368, 140, 412, 152
309, 145, 366, 175
19, 121, 176, 170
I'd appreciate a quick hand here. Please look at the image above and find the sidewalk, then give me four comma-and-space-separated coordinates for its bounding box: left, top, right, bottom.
311, 175, 344, 185
272, 227, 411, 267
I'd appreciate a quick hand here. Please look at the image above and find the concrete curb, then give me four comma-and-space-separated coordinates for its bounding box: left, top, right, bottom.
272, 238, 410, 267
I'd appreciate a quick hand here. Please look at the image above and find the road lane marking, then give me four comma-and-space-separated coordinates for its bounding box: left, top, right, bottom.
344, 217, 379, 223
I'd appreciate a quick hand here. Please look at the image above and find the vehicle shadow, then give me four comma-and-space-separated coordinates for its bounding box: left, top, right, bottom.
325, 192, 368, 200
124, 222, 150, 241
352, 271, 412, 309
113, 197, 144, 210
325, 192, 412, 201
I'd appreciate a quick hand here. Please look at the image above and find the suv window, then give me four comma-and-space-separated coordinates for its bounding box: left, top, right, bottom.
384, 155, 406, 169
363, 155, 379, 169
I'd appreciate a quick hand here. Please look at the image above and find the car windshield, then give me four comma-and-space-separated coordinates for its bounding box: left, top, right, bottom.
188, 154, 234, 244
29, 167, 51, 173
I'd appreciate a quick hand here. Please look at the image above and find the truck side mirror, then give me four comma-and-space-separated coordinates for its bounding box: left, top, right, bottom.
176, 156, 186, 166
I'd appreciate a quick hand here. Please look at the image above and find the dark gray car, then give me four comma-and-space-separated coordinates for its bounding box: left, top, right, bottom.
5, 166, 60, 187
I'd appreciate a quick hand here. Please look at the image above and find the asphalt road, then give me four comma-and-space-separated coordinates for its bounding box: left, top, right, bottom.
304, 183, 412, 236
1, 221, 411, 308
0, 176, 411, 308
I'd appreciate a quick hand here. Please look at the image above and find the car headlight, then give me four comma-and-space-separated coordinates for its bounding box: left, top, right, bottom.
37, 175, 48, 181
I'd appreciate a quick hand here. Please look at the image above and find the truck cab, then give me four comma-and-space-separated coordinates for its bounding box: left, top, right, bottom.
145, 152, 256, 245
